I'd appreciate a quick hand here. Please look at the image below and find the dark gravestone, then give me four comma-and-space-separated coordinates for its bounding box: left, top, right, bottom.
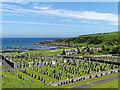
47, 72, 48, 75
41, 77, 43, 81
88, 70, 90, 74
71, 79, 74, 83
95, 74, 98, 77
31, 80, 33, 82
89, 75, 92, 79
38, 76, 40, 80
44, 79, 46, 83
20, 75, 22, 79
68, 75, 70, 79
32, 73, 34, 77
35, 75, 37, 79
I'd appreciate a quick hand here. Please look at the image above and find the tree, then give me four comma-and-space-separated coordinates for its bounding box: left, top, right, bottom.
109, 46, 120, 54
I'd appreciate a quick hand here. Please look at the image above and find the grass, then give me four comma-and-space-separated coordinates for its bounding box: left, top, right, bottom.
1, 58, 118, 88
53, 31, 119, 47
6, 45, 119, 57
86, 78, 119, 88
1, 71, 57, 88
1, 70, 119, 88
8, 48, 67, 56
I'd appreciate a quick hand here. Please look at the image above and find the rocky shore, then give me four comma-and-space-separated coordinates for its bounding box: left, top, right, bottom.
1, 46, 39, 53
31, 40, 81, 48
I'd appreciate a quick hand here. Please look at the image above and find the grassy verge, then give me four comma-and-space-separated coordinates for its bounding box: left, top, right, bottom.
86, 78, 119, 88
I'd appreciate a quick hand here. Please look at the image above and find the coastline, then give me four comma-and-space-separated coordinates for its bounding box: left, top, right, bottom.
1, 44, 62, 53
1, 38, 63, 53
31, 40, 81, 48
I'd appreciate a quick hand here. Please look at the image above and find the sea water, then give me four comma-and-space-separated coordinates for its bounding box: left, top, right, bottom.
1, 38, 60, 51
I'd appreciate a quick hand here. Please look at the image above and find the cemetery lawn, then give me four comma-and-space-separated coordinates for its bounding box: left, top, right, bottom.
1, 71, 58, 88
59, 72, 119, 88
2, 70, 119, 88
67, 52, 110, 57
86, 78, 119, 88
8, 48, 71, 56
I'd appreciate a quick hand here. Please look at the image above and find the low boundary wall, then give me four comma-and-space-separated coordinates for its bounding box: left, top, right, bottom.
48, 68, 120, 86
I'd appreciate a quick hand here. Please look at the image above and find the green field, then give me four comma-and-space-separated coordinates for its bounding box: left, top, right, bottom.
86, 78, 119, 88
53, 32, 119, 47
53, 32, 120, 54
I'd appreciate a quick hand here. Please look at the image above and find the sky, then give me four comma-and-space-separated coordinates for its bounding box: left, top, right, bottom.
1, 2, 118, 38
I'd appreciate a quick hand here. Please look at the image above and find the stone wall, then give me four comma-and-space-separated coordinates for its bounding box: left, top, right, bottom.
5, 58, 17, 68
63, 56, 120, 65
47, 68, 120, 86
1, 55, 17, 68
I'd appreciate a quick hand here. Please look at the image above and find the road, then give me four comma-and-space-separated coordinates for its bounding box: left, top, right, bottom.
0, 55, 14, 71
68, 75, 120, 88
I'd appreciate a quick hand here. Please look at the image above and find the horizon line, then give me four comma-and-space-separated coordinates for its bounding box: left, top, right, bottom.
1, 31, 118, 38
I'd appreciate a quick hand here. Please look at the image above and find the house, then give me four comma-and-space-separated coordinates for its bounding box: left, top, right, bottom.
62, 47, 81, 55
84, 46, 102, 52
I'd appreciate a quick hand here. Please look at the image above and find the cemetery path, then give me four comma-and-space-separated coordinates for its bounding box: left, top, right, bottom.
45, 49, 62, 52
1, 59, 14, 71
67, 75, 120, 88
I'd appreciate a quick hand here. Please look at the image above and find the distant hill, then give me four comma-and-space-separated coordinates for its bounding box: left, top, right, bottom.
53, 32, 119, 47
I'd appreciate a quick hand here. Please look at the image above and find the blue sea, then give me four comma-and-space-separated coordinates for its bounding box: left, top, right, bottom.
1, 38, 61, 51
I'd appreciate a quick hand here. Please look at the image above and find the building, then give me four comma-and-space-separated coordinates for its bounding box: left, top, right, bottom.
62, 47, 81, 55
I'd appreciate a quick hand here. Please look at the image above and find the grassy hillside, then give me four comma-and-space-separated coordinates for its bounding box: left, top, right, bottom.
53, 32, 119, 47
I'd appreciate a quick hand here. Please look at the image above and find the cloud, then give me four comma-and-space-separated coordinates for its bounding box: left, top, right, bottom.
33, 4, 52, 10
12, 2, 29, 5
1, 20, 75, 26
0, 3, 2, 7
93, 22, 99, 24
2, 3, 118, 25
43, 10, 117, 23
80, 20, 90, 23
60, 19, 73, 22
60, 19, 99, 24
3, 4, 21, 9
110, 23, 118, 26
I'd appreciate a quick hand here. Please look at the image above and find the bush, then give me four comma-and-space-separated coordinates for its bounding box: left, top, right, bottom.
109, 46, 120, 54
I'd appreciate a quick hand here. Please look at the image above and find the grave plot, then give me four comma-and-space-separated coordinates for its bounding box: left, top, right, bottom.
5, 55, 119, 72
29, 64, 86, 81
13, 69, 55, 85
6, 55, 63, 68
21, 68, 58, 83
91, 56, 120, 62
4, 54, 119, 86
13, 57, 118, 85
